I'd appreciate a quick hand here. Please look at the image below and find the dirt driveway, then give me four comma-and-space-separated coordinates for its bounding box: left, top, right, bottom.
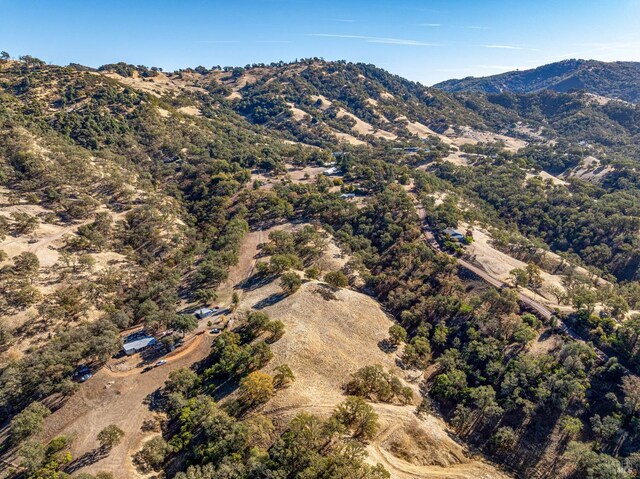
38, 333, 212, 478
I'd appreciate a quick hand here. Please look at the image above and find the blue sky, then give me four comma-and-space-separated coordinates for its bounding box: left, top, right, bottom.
2, 0, 639, 84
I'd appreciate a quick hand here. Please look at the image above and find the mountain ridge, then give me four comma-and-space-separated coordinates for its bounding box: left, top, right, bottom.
434, 59, 640, 103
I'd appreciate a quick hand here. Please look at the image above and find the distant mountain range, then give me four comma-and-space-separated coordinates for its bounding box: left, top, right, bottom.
434, 59, 640, 103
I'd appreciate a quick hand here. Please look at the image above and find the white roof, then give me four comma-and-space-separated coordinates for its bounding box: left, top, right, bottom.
123, 336, 157, 352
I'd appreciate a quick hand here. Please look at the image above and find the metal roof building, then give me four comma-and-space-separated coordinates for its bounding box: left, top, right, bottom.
123, 336, 157, 355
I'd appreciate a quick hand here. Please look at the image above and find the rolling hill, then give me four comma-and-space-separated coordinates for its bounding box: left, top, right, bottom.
2, 55, 640, 479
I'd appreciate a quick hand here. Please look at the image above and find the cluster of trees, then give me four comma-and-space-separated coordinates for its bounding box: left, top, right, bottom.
343, 365, 413, 404
11, 422, 124, 478
165, 396, 388, 479
433, 155, 640, 282
0, 57, 291, 454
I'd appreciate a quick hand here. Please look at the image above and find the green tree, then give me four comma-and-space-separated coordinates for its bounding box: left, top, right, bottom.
490, 426, 516, 452
280, 272, 302, 295
604, 295, 629, 321
402, 337, 431, 369
13, 251, 40, 281
170, 314, 198, 336
11, 211, 39, 235
273, 364, 295, 389
268, 254, 303, 274
18, 440, 46, 474
195, 288, 217, 305
332, 396, 379, 441
10, 402, 51, 444
432, 323, 449, 347
240, 371, 275, 406
134, 436, 170, 472
246, 311, 270, 334
165, 367, 200, 394
97, 425, 125, 450
265, 319, 285, 343
324, 270, 349, 289
622, 375, 640, 415
509, 268, 528, 289
560, 416, 583, 441
388, 325, 407, 346
304, 266, 321, 280
526, 263, 543, 291
572, 286, 597, 314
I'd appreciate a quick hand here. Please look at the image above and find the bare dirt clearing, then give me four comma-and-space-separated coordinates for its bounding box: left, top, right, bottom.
466, 226, 567, 307
332, 129, 368, 145
449, 127, 527, 152
565, 155, 614, 181
336, 109, 397, 140
37, 333, 213, 479
526, 170, 568, 186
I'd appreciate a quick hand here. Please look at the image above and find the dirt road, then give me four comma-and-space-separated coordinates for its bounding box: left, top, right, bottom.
35, 222, 277, 478
417, 205, 610, 363
39, 333, 213, 479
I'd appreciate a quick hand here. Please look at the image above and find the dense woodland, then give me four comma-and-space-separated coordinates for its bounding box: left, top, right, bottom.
1, 54, 640, 478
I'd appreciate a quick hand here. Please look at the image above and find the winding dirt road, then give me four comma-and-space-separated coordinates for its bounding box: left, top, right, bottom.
415, 199, 610, 363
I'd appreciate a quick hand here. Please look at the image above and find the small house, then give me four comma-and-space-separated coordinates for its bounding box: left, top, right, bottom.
323, 167, 340, 176
194, 308, 214, 320
122, 336, 157, 356
341, 193, 356, 199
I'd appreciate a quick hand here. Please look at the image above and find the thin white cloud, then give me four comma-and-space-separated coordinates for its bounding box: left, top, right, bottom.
417, 23, 441, 27
198, 40, 241, 44
308, 33, 442, 46
481, 44, 540, 51
327, 18, 358, 23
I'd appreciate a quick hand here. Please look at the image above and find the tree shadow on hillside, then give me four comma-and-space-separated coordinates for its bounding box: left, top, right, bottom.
211, 377, 241, 403
143, 389, 165, 412
310, 284, 338, 301
378, 339, 397, 353
65, 447, 109, 474
253, 293, 287, 310
237, 273, 275, 293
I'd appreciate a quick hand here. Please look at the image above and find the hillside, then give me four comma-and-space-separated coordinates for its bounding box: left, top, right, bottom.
2, 55, 640, 479
435, 59, 640, 103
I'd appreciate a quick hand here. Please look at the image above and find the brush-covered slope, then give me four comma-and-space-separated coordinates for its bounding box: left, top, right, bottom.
435, 59, 640, 103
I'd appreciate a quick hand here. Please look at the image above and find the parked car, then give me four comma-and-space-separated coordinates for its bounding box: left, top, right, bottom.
73, 365, 91, 381
210, 328, 221, 334
155, 360, 167, 367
